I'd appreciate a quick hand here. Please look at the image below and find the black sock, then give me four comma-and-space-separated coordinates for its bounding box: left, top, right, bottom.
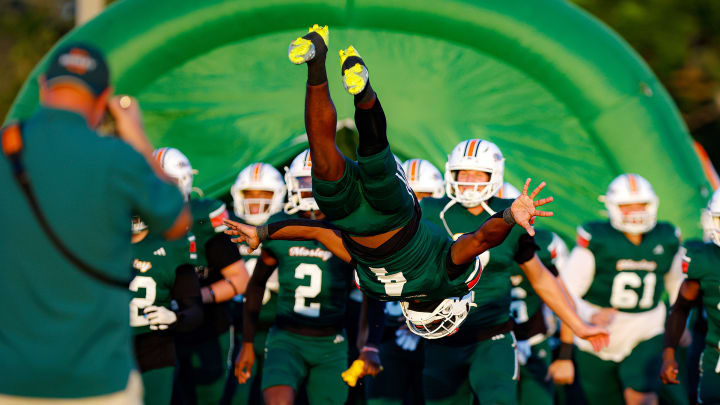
355, 97, 388, 157
305, 32, 328, 85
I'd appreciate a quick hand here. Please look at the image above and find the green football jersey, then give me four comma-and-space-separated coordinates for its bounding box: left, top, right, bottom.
510, 229, 565, 326
190, 198, 229, 281
421, 196, 525, 328
578, 221, 680, 313
263, 212, 355, 328
683, 240, 720, 348
130, 232, 197, 335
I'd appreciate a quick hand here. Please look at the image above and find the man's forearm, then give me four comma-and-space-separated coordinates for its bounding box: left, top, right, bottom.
530, 267, 585, 334
450, 213, 512, 265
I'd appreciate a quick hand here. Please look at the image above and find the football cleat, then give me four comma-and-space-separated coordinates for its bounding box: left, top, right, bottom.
288, 24, 329, 65
339, 46, 369, 95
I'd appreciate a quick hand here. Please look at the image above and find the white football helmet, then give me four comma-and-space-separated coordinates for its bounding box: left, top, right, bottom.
704, 189, 720, 247
401, 292, 477, 339
445, 139, 505, 208
231, 163, 286, 226
402, 158, 444, 198
154, 147, 195, 201
496, 182, 521, 199
602, 174, 659, 234
285, 149, 320, 214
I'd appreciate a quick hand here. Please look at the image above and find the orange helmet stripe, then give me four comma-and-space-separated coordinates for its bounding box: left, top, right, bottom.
627, 174, 638, 193
409, 159, 419, 182
305, 151, 312, 168
465, 139, 479, 157
252, 163, 262, 181
155, 147, 167, 166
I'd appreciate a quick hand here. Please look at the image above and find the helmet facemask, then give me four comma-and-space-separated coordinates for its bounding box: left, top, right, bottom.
236, 189, 278, 226
285, 174, 319, 214
231, 163, 286, 225
604, 174, 659, 235
445, 139, 505, 208
401, 293, 476, 339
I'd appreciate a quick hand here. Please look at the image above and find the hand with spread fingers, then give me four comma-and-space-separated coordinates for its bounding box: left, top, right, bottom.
510, 178, 554, 236
224, 219, 260, 250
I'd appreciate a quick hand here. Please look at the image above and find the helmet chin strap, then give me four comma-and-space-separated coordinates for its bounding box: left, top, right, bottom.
479, 200, 496, 215
439, 199, 457, 237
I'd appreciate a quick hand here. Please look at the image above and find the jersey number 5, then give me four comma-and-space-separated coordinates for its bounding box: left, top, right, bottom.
294, 263, 322, 317
129, 276, 157, 326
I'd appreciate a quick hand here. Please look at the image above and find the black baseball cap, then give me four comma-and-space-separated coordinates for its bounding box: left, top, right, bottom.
45, 43, 110, 96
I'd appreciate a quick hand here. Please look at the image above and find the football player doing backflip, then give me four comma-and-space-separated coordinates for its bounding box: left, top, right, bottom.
225, 24, 609, 345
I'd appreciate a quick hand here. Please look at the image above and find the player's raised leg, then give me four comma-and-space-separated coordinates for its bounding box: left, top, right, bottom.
340, 45, 415, 221
289, 24, 345, 182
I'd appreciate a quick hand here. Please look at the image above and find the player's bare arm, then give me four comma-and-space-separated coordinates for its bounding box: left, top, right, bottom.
521, 256, 609, 351
661, 279, 700, 384
235, 250, 277, 384
224, 218, 352, 263
450, 178, 553, 266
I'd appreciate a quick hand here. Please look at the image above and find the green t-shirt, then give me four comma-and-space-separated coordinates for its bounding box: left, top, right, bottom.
420, 196, 525, 329
190, 197, 229, 280
263, 212, 355, 328
683, 240, 720, 348
130, 232, 196, 335
0, 107, 184, 398
579, 221, 680, 313
509, 229, 565, 326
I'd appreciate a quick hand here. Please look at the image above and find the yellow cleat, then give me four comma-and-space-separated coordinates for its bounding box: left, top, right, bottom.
288, 24, 329, 65
339, 46, 369, 95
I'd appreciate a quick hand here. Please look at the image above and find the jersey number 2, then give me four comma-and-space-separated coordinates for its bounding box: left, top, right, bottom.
129, 276, 157, 326
610, 272, 656, 309
294, 263, 322, 317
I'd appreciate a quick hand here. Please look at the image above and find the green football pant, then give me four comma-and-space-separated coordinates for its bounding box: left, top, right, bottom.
366, 337, 424, 405
575, 334, 663, 405
228, 329, 269, 405
423, 332, 519, 405
261, 327, 349, 405
141, 366, 174, 405
698, 345, 720, 404
175, 330, 234, 405
312, 146, 414, 235
518, 339, 554, 405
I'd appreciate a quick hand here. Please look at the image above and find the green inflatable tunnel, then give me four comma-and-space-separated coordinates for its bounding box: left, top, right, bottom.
5, 0, 713, 239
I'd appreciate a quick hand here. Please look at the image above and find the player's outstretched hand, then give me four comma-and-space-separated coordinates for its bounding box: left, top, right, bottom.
235, 342, 255, 384
511, 178, 554, 236
660, 348, 680, 384
224, 219, 260, 250
575, 323, 610, 352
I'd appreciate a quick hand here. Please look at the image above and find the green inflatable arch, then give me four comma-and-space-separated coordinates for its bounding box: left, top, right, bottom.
5, 0, 712, 239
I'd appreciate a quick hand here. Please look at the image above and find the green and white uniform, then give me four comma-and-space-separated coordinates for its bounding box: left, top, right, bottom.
175, 198, 235, 405
421, 196, 529, 405
313, 146, 479, 302
131, 232, 197, 405
682, 240, 720, 404
561, 221, 684, 404
512, 229, 567, 405
261, 212, 355, 404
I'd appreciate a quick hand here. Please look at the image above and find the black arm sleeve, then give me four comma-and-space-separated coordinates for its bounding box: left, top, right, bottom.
242, 252, 275, 343
171, 264, 204, 332
365, 297, 386, 347
205, 233, 242, 271
514, 234, 540, 264
664, 293, 696, 349
546, 264, 559, 277
267, 218, 339, 238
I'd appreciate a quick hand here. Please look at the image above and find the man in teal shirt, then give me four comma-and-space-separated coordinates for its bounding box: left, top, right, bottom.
0, 43, 190, 402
